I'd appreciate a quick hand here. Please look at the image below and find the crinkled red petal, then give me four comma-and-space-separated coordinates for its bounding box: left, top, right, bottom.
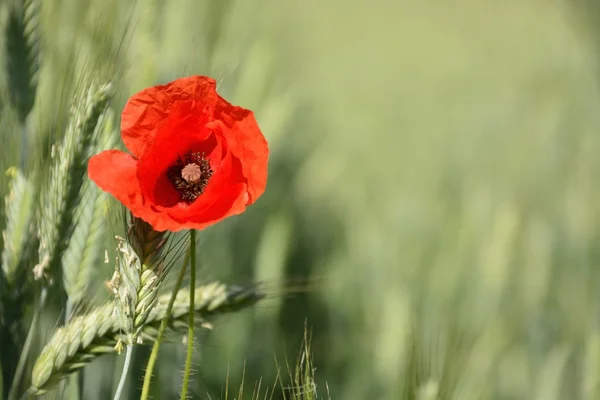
121, 76, 219, 157
208, 107, 268, 204
136, 108, 217, 208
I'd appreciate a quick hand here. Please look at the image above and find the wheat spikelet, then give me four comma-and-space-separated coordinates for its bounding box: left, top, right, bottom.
0, 167, 37, 395
61, 185, 109, 305
110, 237, 153, 345
0, 167, 37, 324
5, 0, 40, 123
29, 282, 263, 395
107, 216, 168, 346
36, 82, 112, 284
1, 167, 36, 286
62, 110, 117, 305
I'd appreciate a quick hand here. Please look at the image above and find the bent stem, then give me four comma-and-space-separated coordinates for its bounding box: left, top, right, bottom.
180, 230, 196, 399
140, 246, 190, 400
112, 344, 133, 400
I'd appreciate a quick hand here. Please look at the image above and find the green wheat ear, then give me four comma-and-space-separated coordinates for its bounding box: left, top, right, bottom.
5, 0, 40, 123
36, 82, 112, 284
62, 110, 117, 307
29, 282, 264, 395
1, 167, 36, 287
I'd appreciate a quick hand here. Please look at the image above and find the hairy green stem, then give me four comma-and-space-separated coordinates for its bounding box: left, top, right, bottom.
140, 248, 190, 400
112, 344, 133, 400
180, 230, 196, 399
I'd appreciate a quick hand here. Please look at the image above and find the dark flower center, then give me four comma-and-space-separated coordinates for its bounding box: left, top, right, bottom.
167, 151, 213, 203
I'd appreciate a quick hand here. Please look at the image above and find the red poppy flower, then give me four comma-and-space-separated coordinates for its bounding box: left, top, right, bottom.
88, 76, 269, 232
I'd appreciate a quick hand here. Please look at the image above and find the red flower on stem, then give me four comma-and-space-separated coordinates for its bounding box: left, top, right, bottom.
88, 76, 269, 232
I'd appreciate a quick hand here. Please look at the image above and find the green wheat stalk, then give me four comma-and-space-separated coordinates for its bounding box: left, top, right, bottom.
0, 167, 37, 398
110, 236, 158, 347
107, 216, 169, 400
28, 281, 263, 395
61, 184, 109, 307
36, 82, 112, 285
107, 216, 168, 348
0, 167, 37, 342
62, 110, 117, 307
1, 167, 36, 288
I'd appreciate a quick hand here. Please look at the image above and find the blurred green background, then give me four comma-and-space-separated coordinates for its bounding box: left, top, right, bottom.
3, 0, 600, 399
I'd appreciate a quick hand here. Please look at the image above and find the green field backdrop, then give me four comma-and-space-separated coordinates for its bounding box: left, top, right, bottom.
2, 0, 600, 399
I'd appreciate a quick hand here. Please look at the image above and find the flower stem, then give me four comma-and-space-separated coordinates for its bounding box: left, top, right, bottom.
112, 344, 133, 400
139, 246, 190, 400
180, 230, 196, 399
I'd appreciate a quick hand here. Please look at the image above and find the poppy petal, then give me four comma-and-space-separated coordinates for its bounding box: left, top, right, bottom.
136, 110, 216, 207
87, 150, 166, 230
121, 76, 219, 157
207, 113, 268, 204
